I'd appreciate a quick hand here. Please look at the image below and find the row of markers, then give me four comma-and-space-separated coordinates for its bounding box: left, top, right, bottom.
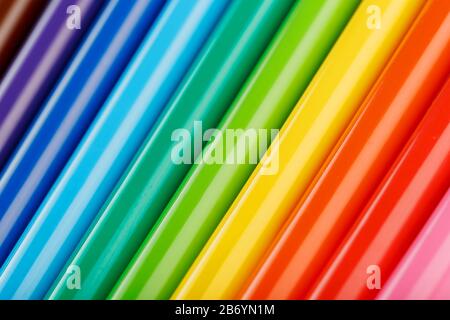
0, 0, 449, 300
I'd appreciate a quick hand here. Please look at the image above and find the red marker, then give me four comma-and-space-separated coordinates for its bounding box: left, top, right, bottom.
378, 188, 450, 300
308, 77, 450, 300
240, 0, 448, 300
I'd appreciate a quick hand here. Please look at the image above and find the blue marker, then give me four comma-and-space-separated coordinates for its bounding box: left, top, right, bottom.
0, 0, 165, 268
0, 0, 229, 299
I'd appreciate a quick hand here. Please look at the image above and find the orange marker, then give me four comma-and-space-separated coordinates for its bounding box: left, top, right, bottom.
308, 76, 450, 300
241, 0, 450, 300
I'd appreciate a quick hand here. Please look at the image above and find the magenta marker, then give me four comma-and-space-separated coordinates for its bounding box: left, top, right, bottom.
379, 189, 450, 300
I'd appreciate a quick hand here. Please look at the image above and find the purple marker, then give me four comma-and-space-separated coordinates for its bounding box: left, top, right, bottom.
0, 0, 103, 170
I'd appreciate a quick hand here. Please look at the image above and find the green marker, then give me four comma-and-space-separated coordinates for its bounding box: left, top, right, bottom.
111, 0, 361, 300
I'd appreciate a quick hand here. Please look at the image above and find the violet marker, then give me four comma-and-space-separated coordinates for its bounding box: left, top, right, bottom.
0, 0, 103, 171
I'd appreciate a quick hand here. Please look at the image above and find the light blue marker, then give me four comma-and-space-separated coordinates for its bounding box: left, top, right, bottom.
0, 0, 165, 268
0, 0, 229, 300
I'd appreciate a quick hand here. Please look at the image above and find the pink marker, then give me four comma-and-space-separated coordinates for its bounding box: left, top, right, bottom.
378, 188, 450, 300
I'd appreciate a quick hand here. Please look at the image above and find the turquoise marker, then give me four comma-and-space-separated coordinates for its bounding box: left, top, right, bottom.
0, 0, 229, 300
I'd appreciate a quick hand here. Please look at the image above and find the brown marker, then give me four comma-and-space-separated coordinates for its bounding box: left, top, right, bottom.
0, 0, 48, 78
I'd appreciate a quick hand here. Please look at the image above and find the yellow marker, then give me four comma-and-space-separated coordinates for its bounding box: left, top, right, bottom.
173, 0, 425, 300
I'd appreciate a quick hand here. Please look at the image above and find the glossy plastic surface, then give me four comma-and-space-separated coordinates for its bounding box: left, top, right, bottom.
0, 0, 227, 300
48, 0, 294, 300
241, 0, 448, 300
111, 0, 361, 300
0, 0, 102, 169
309, 76, 450, 300
0, 0, 165, 268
